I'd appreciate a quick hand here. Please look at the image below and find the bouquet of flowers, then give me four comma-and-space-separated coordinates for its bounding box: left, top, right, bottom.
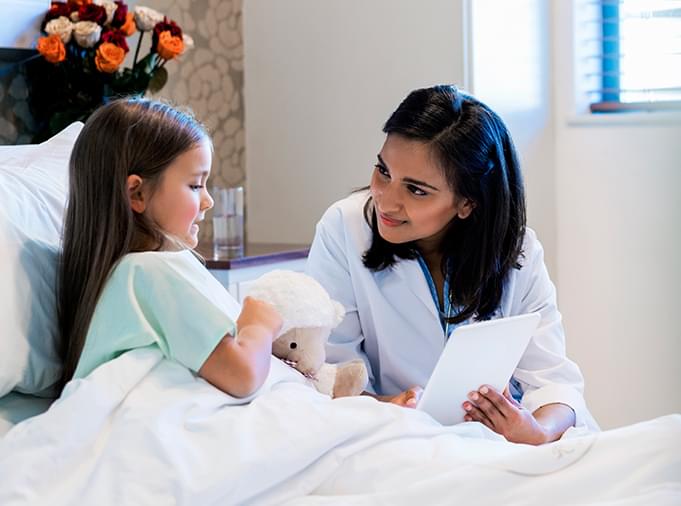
29, 0, 193, 140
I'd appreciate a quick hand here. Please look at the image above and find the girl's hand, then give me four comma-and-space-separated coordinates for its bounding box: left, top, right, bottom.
382, 386, 424, 408
237, 296, 283, 341
462, 385, 549, 445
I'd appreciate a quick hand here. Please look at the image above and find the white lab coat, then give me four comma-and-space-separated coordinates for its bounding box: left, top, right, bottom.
306, 191, 599, 430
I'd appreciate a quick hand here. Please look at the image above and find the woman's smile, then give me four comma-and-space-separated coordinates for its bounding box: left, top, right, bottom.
378, 212, 405, 227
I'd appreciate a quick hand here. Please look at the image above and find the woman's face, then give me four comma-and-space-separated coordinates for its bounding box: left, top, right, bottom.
369, 134, 473, 252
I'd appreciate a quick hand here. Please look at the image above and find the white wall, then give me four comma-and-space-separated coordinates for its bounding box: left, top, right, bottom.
242, 0, 468, 243
553, 2, 681, 429
0, 0, 46, 49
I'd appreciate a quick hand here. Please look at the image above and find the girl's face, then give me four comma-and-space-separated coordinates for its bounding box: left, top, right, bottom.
370, 134, 473, 252
144, 139, 214, 248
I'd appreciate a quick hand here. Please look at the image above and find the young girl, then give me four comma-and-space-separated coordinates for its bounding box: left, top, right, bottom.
306, 85, 599, 445
58, 98, 282, 397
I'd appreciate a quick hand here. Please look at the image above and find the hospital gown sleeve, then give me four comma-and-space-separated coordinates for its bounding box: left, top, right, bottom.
130, 254, 237, 374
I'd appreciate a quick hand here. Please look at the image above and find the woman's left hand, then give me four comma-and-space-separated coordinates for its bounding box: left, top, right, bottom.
462, 385, 549, 445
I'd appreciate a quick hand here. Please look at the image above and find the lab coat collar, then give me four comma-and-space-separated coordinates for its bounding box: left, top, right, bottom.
391, 258, 439, 319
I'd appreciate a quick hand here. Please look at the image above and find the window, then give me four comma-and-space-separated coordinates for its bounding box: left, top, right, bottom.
588, 0, 681, 113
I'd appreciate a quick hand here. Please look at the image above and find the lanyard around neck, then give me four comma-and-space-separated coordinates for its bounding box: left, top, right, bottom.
416, 255, 454, 338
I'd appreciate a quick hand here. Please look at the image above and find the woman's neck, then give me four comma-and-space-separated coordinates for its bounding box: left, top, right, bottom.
416, 236, 443, 267
416, 234, 448, 308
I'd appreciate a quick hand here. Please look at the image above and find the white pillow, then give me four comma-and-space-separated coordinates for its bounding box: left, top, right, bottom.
0, 122, 83, 397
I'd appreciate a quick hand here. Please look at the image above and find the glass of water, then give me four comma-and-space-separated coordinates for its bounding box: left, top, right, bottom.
212, 186, 244, 258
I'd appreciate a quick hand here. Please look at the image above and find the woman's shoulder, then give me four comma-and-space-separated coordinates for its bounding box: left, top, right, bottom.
318, 190, 370, 230
519, 227, 544, 267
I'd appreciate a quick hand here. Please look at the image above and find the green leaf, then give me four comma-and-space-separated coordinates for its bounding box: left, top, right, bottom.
134, 53, 157, 75
148, 67, 168, 93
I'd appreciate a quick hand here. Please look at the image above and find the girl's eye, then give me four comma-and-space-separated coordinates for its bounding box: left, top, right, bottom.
407, 184, 427, 197
189, 185, 204, 192
375, 164, 390, 178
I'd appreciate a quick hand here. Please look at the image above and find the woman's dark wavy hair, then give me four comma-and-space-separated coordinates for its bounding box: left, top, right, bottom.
58, 98, 210, 389
362, 85, 526, 323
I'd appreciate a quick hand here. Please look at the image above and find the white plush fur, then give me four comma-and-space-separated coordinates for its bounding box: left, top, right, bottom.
247, 270, 345, 337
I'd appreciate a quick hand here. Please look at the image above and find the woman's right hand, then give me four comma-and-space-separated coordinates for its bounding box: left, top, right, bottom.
237, 296, 283, 341
381, 386, 424, 408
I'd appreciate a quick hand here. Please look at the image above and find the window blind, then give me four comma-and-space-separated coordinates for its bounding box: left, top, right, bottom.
582, 0, 681, 113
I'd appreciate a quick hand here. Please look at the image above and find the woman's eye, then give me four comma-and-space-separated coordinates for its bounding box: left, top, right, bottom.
407, 185, 427, 196
190, 185, 204, 192
375, 164, 390, 178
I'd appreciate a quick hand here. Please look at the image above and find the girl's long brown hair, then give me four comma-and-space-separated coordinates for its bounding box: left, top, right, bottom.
58, 98, 209, 388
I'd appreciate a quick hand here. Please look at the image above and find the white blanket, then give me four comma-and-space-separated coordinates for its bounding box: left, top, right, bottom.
1, 348, 680, 505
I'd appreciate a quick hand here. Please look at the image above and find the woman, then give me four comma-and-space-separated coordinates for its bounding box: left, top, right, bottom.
305, 85, 598, 445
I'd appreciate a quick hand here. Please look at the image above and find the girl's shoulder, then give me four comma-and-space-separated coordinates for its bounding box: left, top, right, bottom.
113, 249, 203, 279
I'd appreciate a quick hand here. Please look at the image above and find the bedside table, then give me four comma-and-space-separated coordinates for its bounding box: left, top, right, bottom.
196, 242, 309, 302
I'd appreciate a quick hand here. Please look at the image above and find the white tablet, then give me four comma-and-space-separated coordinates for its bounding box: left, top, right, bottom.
416, 312, 540, 426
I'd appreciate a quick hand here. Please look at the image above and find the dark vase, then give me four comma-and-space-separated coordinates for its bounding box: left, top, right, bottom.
25, 51, 160, 143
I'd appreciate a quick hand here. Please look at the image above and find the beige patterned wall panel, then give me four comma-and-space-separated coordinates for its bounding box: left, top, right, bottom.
137, 0, 245, 243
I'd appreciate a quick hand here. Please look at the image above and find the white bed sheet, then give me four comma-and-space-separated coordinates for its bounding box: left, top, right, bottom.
1, 348, 679, 505
0, 392, 53, 437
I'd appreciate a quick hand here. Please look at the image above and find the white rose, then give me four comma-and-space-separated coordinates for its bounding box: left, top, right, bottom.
133, 6, 164, 32
182, 33, 194, 51
45, 16, 73, 44
94, 0, 118, 25
73, 21, 102, 48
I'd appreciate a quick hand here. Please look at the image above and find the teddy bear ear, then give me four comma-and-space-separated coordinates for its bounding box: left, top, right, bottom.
331, 300, 346, 327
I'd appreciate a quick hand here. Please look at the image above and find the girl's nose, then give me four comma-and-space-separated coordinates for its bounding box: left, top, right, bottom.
202, 189, 214, 211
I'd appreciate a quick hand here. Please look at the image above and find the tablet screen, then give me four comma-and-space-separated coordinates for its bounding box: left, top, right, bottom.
416, 312, 540, 426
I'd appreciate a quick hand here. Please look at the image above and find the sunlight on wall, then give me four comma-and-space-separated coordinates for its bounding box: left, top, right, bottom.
470, 0, 542, 112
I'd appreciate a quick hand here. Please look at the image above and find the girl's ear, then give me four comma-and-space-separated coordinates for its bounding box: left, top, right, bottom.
456, 198, 476, 220
127, 175, 146, 214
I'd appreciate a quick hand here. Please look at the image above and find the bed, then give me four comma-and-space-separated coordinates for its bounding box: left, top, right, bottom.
0, 393, 52, 438
0, 125, 679, 505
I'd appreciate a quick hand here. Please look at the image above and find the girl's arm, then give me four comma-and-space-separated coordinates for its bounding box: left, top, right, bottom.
199, 297, 282, 398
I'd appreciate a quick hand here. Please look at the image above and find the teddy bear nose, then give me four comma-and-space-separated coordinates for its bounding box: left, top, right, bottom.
290, 342, 297, 349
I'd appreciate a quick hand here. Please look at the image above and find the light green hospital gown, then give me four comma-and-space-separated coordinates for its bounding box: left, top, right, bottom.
74, 250, 240, 379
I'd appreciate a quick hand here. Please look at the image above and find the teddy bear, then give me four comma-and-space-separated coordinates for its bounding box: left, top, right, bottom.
246, 269, 369, 398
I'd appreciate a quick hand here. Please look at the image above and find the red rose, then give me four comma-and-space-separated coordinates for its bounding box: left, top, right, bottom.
101, 29, 129, 52
111, 1, 128, 28
43, 1, 72, 27
151, 17, 182, 53
78, 4, 106, 25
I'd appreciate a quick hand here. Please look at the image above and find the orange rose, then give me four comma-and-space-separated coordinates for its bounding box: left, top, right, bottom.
121, 11, 136, 37
157, 30, 184, 60
67, 0, 92, 7
37, 34, 66, 64
95, 42, 125, 73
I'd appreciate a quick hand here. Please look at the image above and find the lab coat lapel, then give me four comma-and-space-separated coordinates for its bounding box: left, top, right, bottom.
391, 259, 439, 319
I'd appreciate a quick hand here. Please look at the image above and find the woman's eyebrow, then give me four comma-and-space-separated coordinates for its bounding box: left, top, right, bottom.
377, 154, 440, 192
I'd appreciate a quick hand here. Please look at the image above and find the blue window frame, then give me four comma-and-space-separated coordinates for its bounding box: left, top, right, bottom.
590, 1, 681, 113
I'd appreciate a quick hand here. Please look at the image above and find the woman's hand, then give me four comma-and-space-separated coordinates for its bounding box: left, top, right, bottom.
365, 386, 423, 408
462, 385, 550, 445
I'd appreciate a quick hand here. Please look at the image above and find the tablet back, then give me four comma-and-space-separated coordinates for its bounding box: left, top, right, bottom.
416, 312, 540, 426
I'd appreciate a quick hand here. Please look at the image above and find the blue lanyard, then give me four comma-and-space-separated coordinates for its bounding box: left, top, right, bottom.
416, 255, 454, 338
